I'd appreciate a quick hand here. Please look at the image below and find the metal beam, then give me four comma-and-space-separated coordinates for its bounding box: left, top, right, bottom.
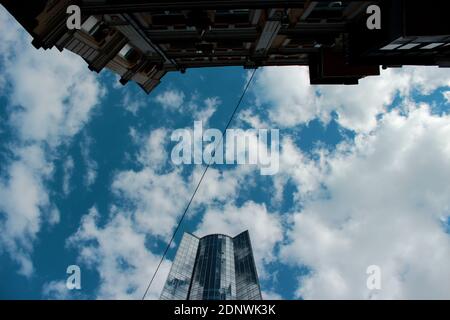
81, 1, 308, 13
300, 1, 317, 20
145, 28, 258, 41
254, 9, 282, 54
121, 13, 178, 67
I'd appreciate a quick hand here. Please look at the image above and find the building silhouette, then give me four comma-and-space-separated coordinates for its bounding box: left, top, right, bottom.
160, 231, 262, 300
1, 1, 449, 93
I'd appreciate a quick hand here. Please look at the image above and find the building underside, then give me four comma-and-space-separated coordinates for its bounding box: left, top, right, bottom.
1, 0, 449, 93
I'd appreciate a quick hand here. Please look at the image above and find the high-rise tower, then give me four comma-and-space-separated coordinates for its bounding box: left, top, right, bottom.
160, 231, 262, 300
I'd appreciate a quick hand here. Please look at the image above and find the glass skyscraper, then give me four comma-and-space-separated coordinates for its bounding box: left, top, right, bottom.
160, 231, 262, 300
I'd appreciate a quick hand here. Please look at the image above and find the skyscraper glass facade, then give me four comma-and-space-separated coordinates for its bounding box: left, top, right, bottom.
160, 233, 199, 300
233, 231, 262, 300
160, 231, 262, 300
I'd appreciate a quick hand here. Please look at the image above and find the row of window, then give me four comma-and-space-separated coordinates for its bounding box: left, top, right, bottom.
190, 235, 237, 300
81, 16, 143, 66
160, 234, 200, 299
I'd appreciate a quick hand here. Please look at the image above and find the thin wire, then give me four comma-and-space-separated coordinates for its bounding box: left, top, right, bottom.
141, 68, 258, 300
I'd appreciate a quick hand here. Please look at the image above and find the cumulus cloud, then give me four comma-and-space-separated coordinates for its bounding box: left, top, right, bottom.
155, 88, 219, 126
42, 280, 73, 299
112, 167, 190, 239
62, 156, 75, 196
0, 8, 103, 275
253, 67, 322, 127
253, 66, 450, 132
238, 109, 268, 129
5, 41, 103, 146
262, 290, 283, 300
444, 91, 450, 104
279, 104, 450, 299
121, 91, 146, 115
273, 137, 327, 204
193, 97, 220, 125
110, 125, 262, 239
0, 145, 53, 276
137, 128, 169, 170
155, 89, 185, 111
67, 207, 171, 299
80, 134, 98, 188
191, 166, 251, 206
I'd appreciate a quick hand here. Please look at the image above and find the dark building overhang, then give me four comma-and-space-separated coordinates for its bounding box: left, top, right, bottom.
1, 0, 449, 93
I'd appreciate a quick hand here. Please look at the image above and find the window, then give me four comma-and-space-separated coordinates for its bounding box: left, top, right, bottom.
118, 44, 140, 64
380, 43, 402, 50
398, 43, 420, 50
81, 16, 100, 35
421, 43, 444, 50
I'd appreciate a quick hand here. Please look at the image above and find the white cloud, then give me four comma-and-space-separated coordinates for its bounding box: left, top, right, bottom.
0, 8, 104, 276
154, 89, 218, 125
111, 165, 250, 240
155, 89, 185, 111
254, 67, 322, 127
239, 109, 268, 129
444, 91, 450, 104
62, 156, 75, 196
121, 91, 146, 115
80, 134, 98, 188
279, 104, 450, 299
262, 290, 283, 300
6, 44, 104, 146
273, 137, 327, 205
112, 167, 190, 239
254, 66, 450, 132
137, 128, 169, 170
0, 145, 53, 276
0, 9, 103, 146
111, 126, 260, 239
67, 207, 171, 299
42, 280, 72, 299
191, 166, 249, 206
193, 97, 219, 125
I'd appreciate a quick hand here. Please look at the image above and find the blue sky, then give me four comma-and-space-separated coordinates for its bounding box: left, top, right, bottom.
1, 7, 450, 300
